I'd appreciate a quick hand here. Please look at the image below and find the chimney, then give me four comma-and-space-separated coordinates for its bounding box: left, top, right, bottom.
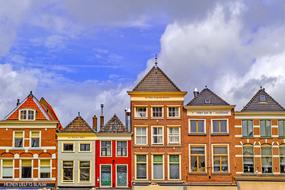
125, 108, 131, 132
93, 115, 97, 130
16, 99, 20, 106
193, 88, 199, 98
100, 104, 104, 130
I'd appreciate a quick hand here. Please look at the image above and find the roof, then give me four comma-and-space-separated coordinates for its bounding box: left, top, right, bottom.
39, 97, 62, 129
241, 88, 285, 112
187, 87, 230, 106
132, 66, 181, 92
100, 114, 128, 133
62, 115, 94, 133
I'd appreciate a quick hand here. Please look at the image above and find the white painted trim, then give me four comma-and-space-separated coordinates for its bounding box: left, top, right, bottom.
134, 106, 148, 119
94, 136, 131, 141
13, 130, 24, 148
167, 126, 181, 145
211, 119, 229, 134
100, 164, 112, 188
78, 160, 91, 183
20, 159, 33, 179
62, 142, 75, 153
39, 159, 52, 180
235, 125, 242, 128
78, 142, 92, 153
0, 146, 56, 150
151, 126, 164, 145
134, 127, 148, 146
167, 154, 181, 180
100, 140, 112, 157
115, 164, 128, 188
189, 144, 207, 173
116, 140, 128, 157
188, 119, 206, 134
29, 130, 41, 148
211, 144, 230, 173
134, 154, 148, 180
235, 135, 242, 137
0, 159, 14, 179
18, 109, 36, 121
236, 116, 285, 119
0, 125, 57, 129
151, 105, 164, 119
166, 106, 181, 119
151, 154, 164, 180
61, 160, 74, 183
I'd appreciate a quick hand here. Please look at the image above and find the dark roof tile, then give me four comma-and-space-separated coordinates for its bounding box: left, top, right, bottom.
100, 114, 127, 133
62, 116, 94, 133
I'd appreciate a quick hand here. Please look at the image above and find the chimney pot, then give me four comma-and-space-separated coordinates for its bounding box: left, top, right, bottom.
193, 88, 199, 98
100, 104, 104, 131
16, 99, 20, 106
93, 115, 97, 130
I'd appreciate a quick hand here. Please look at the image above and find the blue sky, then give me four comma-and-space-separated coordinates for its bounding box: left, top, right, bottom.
1, 0, 285, 125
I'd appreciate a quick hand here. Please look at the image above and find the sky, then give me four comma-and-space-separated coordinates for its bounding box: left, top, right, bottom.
1, 0, 285, 126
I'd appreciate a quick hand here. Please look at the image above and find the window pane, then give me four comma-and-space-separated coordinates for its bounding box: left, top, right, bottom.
137, 164, 146, 179
63, 161, 73, 181
63, 144, 73, 151
213, 121, 219, 133
101, 165, 111, 186
198, 121, 204, 133
191, 147, 205, 154
21, 160, 32, 178
170, 164, 179, 179
214, 147, 227, 154
117, 165, 127, 186
221, 121, 227, 132
153, 164, 163, 179
80, 161, 90, 181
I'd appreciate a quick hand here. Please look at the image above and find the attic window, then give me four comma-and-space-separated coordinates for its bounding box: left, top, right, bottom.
20, 109, 35, 120
204, 99, 211, 104
259, 95, 266, 102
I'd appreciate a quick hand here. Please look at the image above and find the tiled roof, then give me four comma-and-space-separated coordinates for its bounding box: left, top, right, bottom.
132, 66, 181, 92
100, 114, 127, 133
241, 88, 285, 112
62, 115, 94, 133
187, 87, 230, 106
39, 97, 62, 129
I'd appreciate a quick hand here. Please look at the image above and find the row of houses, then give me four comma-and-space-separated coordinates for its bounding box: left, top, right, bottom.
0, 63, 285, 189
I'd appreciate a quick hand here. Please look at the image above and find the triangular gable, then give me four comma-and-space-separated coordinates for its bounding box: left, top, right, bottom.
62, 115, 93, 133
132, 66, 181, 92
241, 88, 285, 112
187, 87, 230, 106
4, 92, 50, 121
39, 97, 62, 129
100, 114, 127, 133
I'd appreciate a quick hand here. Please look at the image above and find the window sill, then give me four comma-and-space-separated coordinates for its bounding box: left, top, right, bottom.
188, 133, 206, 136
151, 117, 164, 120
134, 117, 148, 120
211, 133, 229, 136
167, 117, 181, 120
212, 173, 231, 176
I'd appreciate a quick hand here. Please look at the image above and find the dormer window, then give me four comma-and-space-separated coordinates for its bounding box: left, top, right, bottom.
19, 109, 35, 120
259, 95, 266, 102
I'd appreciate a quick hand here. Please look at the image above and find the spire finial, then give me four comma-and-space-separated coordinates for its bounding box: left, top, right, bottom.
205, 85, 208, 89
154, 54, 158, 67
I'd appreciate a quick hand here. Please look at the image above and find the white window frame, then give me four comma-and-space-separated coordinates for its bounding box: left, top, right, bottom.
189, 144, 207, 173
189, 119, 206, 134
20, 159, 33, 179
19, 109, 36, 121
100, 141, 112, 157
13, 131, 25, 148
211, 119, 229, 134
211, 144, 230, 173
167, 126, 181, 145
167, 106, 180, 119
151, 126, 164, 145
1, 159, 14, 179
115, 164, 128, 188
151, 106, 164, 119
135, 154, 148, 180
134, 106, 148, 119
134, 126, 148, 146
116, 141, 128, 157
78, 160, 91, 183
62, 142, 75, 153
168, 154, 181, 180
29, 130, 41, 148
242, 145, 255, 174
100, 164, 112, 188
61, 160, 74, 183
260, 119, 272, 138
39, 159, 52, 179
151, 154, 164, 180
78, 142, 92, 153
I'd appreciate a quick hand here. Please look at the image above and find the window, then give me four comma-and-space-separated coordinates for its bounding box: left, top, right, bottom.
135, 107, 147, 118
117, 165, 127, 187
259, 95, 266, 102
261, 146, 272, 174
260, 120, 271, 137
14, 131, 24, 148
21, 160, 32, 178
279, 120, 285, 137
136, 155, 147, 180
213, 146, 228, 173
63, 143, 74, 152
242, 120, 253, 137
243, 146, 254, 173
20, 109, 35, 120
135, 127, 147, 145
2, 160, 13, 178
101, 165, 111, 187
168, 127, 180, 144
190, 120, 205, 134
152, 107, 163, 118
168, 107, 179, 118
280, 146, 285, 173
212, 120, 228, 134
152, 155, 163, 180
169, 155, 180, 179
80, 143, 91, 152
63, 161, 73, 182
30, 131, 40, 148
80, 161, 90, 182
205, 99, 211, 104
101, 141, 111, 156
40, 160, 51, 178
190, 146, 206, 173
117, 141, 127, 156
152, 126, 163, 145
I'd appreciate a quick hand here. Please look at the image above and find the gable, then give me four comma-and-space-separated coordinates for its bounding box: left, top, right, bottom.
100, 114, 127, 133
241, 88, 285, 112
62, 115, 93, 133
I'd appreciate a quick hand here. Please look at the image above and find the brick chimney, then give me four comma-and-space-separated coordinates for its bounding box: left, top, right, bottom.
100, 104, 104, 131
93, 115, 97, 131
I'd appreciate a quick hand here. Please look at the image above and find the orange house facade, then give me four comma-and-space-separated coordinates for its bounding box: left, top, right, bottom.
0, 92, 61, 190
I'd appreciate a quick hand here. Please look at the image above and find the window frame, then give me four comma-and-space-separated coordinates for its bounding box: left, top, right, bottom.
167, 126, 181, 145
189, 119, 206, 134
39, 159, 51, 179
278, 120, 285, 138
151, 106, 164, 119
134, 126, 148, 146
115, 164, 128, 187
211, 119, 229, 134
79, 142, 92, 153
261, 145, 273, 174
20, 159, 33, 179
242, 145, 254, 174
1, 159, 14, 179
167, 106, 180, 119
13, 131, 24, 148
135, 154, 148, 180
151, 126, 164, 145
212, 144, 230, 174
151, 154, 164, 180
78, 160, 91, 183
260, 119, 272, 138
242, 120, 253, 138
100, 141, 112, 157
100, 164, 112, 187
116, 141, 128, 157
168, 154, 181, 180
62, 142, 75, 153
29, 130, 41, 148
134, 106, 148, 119
189, 144, 207, 173
62, 160, 74, 183
19, 109, 36, 121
